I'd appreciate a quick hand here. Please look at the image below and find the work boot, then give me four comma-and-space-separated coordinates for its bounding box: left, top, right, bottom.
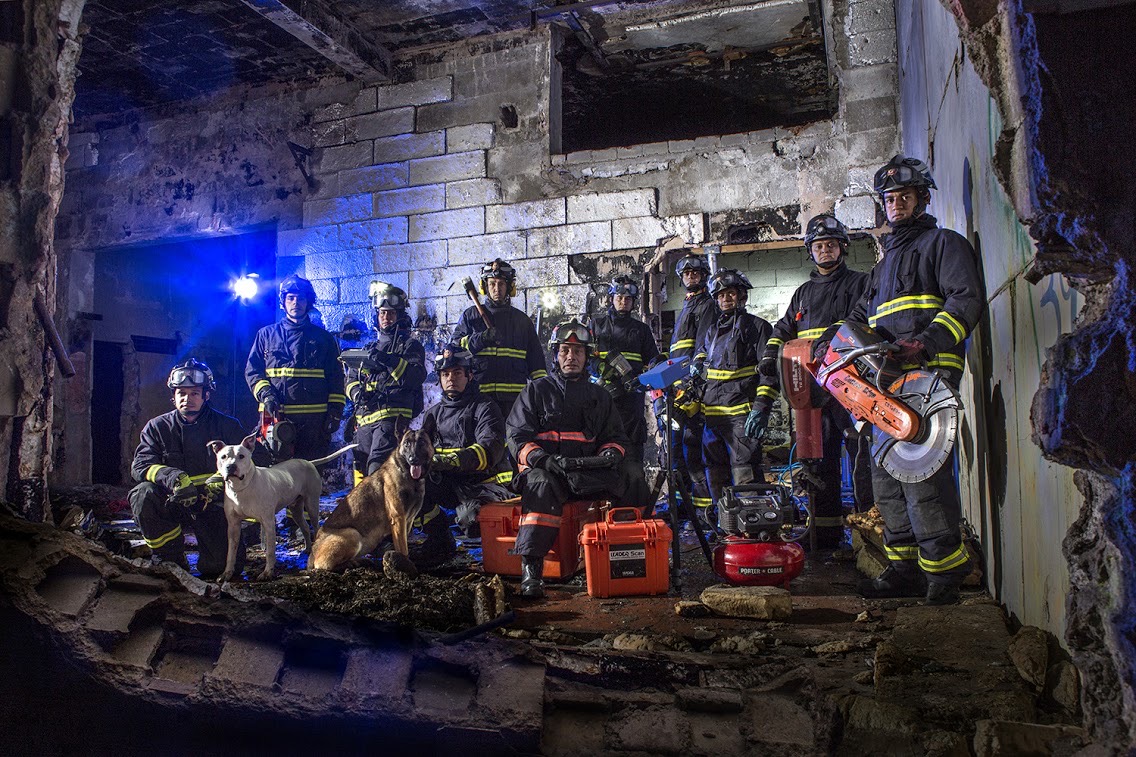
411, 509, 457, 568
151, 547, 191, 573
520, 556, 545, 599
857, 566, 927, 599
925, 582, 960, 606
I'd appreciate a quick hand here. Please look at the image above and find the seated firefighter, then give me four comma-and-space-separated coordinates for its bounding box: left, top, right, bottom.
506, 318, 652, 599
421, 346, 512, 542
129, 358, 262, 578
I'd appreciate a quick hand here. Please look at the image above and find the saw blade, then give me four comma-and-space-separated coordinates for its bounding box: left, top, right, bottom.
872, 370, 961, 483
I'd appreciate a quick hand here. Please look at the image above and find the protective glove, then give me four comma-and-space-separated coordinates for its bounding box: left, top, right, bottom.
744, 404, 771, 440
203, 478, 225, 504
690, 360, 706, 380
347, 384, 363, 405
533, 453, 566, 476
469, 327, 498, 353
757, 355, 779, 378
893, 338, 927, 364
169, 472, 197, 506
600, 447, 623, 465
324, 413, 342, 436
431, 451, 460, 471
811, 339, 831, 362
260, 394, 280, 417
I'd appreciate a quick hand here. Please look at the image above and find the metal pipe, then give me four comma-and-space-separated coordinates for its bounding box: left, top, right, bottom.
33, 293, 75, 379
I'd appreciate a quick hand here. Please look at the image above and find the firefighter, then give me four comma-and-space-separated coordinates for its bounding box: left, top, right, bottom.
506, 319, 651, 599
749, 214, 873, 548
589, 275, 660, 462
452, 258, 547, 420
245, 274, 345, 462
659, 253, 720, 517
693, 269, 775, 515
130, 359, 259, 578
346, 282, 426, 480
817, 154, 985, 605
422, 345, 511, 547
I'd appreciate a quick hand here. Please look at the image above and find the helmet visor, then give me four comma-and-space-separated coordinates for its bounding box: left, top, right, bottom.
675, 256, 709, 275
610, 280, 639, 297
812, 216, 844, 235
169, 367, 209, 387
552, 322, 592, 347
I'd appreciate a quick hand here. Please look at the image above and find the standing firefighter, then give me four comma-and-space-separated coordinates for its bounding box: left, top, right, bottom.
452, 258, 547, 420
819, 155, 985, 605
130, 359, 254, 578
661, 253, 720, 515
506, 319, 651, 599
245, 274, 345, 461
751, 214, 873, 548
692, 269, 775, 514
590, 275, 660, 462
345, 282, 426, 481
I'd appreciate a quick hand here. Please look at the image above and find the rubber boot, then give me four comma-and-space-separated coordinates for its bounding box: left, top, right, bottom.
520, 556, 545, 598
152, 545, 191, 573
925, 582, 960, 606
857, 565, 927, 599
411, 507, 456, 568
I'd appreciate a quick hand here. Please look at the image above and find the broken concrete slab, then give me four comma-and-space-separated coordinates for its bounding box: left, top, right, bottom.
1008, 625, 1050, 689
972, 720, 1086, 756
700, 584, 793, 620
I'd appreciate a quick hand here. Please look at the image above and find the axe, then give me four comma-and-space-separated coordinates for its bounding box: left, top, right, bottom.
461, 276, 494, 328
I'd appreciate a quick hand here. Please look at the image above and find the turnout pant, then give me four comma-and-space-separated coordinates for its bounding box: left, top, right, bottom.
424, 474, 511, 535
811, 403, 873, 546
871, 452, 969, 586
613, 391, 648, 462
670, 413, 712, 512
353, 418, 401, 479
702, 415, 762, 507
129, 482, 233, 579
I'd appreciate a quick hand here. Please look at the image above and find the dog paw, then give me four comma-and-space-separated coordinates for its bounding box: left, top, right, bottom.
217, 571, 233, 583
255, 570, 275, 582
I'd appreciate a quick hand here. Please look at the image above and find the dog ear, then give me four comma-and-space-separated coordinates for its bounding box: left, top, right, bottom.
419, 412, 437, 441
241, 433, 258, 451
207, 440, 226, 454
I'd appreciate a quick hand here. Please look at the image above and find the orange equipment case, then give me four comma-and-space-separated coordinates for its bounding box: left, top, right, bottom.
579, 508, 672, 598
478, 498, 602, 579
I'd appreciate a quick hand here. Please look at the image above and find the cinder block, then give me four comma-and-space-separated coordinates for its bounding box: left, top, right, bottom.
85, 586, 161, 635
373, 131, 445, 164
846, 165, 879, 196
668, 139, 696, 153
693, 135, 721, 152
589, 147, 619, 162
609, 706, 685, 753
375, 76, 453, 110
373, 184, 446, 218
526, 221, 612, 259
847, 0, 896, 36
612, 214, 702, 249
476, 659, 545, 721
341, 273, 396, 303
409, 151, 486, 186
845, 95, 898, 134
346, 107, 415, 142
303, 194, 373, 227
446, 178, 501, 209
306, 249, 375, 280
317, 142, 372, 174
277, 225, 338, 258
848, 28, 897, 67
211, 636, 284, 687
339, 216, 409, 249
409, 207, 484, 242
313, 120, 345, 148
338, 162, 409, 195
447, 123, 495, 152
514, 256, 568, 287
312, 278, 339, 304
408, 263, 483, 302
313, 86, 376, 123
449, 231, 525, 266
566, 189, 657, 223
485, 198, 566, 233
835, 194, 879, 230
839, 64, 898, 101
340, 647, 414, 705
374, 240, 448, 273
844, 127, 900, 166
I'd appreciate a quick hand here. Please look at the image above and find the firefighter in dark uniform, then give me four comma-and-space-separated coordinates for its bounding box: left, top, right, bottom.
245, 274, 345, 462
345, 282, 426, 481
589, 275, 660, 462
452, 258, 547, 421
692, 269, 776, 514
749, 214, 873, 548
819, 155, 985, 605
506, 319, 651, 599
130, 359, 255, 578
422, 345, 512, 543
659, 253, 720, 515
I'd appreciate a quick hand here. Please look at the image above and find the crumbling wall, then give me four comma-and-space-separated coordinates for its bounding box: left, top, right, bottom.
0, 0, 85, 517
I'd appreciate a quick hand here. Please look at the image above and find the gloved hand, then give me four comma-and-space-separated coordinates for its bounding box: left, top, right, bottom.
203, 478, 225, 504
431, 451, 460, 471
533, 453, 567, 476
260, 394, 280, 417
893, 338, 927, 364
690, 360, 706, 380
347, 384, 363, 405
744, 403, 771, 440
324, 413, 342, 436
600, 447, 623, 465
812, 339, 831, 362
469, 327, 498, 353
169, 472, 197, 506
757, 355, 779, 378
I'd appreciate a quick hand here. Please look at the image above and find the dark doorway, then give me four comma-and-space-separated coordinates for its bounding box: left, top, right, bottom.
92, 341, 124, 484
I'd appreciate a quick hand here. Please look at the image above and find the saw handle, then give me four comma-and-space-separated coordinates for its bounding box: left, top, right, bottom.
462, 276, 494, 328
816, 343, 898, 384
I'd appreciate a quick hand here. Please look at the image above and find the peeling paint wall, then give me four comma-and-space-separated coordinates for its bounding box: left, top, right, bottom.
894, 2, 1079, 637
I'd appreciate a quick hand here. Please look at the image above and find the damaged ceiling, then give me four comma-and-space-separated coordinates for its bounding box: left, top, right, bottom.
75, 0, 835, 139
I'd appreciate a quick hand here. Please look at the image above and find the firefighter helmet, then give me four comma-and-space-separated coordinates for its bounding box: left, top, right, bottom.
369, 281, 409, 311
278, 274, 316, 310
549, 318, 593, 355
675, 254, 711, 277
608, 275, 640, 298
480, 258, 517, 297
804, 214, 850, 249
167, 357, 216, 393
873, 154, 937, 194
434, 345, 474, 374
708, 269, 753, 297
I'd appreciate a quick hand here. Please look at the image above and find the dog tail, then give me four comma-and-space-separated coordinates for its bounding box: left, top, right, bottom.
307, 443, 359, 467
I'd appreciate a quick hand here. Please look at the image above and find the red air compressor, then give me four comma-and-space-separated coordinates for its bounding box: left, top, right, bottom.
711, 484, 809, 589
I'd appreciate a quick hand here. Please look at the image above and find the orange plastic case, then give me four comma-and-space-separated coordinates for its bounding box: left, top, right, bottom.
579, 508, 672, 598
478, 498, 602, 579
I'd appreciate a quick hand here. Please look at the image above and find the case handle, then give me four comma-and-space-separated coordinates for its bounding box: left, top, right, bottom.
606, 507, 642, 524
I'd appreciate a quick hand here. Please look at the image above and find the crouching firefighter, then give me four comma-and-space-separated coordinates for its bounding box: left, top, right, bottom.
130, 359, 265, 578
419, 346, 512, 557
506, 319, 652, 598
345, 282, 426, 482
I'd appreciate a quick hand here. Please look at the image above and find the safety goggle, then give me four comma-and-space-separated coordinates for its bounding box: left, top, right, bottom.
676, 257, 708, 275
610, 281, 639, 297
813, 216, 844, 233
552, 323, 591, 346
170, 368, 209, 386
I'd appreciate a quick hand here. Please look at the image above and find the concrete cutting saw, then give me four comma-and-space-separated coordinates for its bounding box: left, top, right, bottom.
780, 322, 961, 483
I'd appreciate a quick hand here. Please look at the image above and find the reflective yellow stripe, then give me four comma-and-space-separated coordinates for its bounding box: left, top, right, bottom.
479, 347, 528, 359
145, 465, 171, 483
597, 351, 643, 363
885, 544, 919, 561
345, 381, 362, 395
703, 402, 752, 417
693, 498, 714, 508
416, 504, 442, 526
928, 354, 965, 370
459, 335, 471, 350
530, 370, 547, 380
265, 367, 325, 378
145, 525, 182, 549
755, 386, 778, 399
282, 403, 328, 414
868, 295, 945, 326
798, 327, 828, 339
253, 380, 273, 396
357, 407, 413, 425
766, 338, 785, 347
328, 393, 346, 404
188, 473, 213, 485
436, 447, 462, 454
481, 383, 526, 394
919, 544, 969, 572
670, 338, 695, 351
353, 469, 365, 486
706, 365, 756, 381
932, 311, 967, 344
390, 358, 407, 381
470, 444, 487, 470
483, 471, 513, 485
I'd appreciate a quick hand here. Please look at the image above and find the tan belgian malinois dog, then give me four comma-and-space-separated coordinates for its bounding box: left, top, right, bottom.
309, 417, 435, 571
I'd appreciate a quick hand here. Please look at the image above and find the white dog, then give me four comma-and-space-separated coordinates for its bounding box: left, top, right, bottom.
208, 434, 355, 582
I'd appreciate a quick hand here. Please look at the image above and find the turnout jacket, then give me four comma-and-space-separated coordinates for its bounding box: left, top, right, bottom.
697, 309, 775, 420
246, 316, 345, 418
507, 372, 629, 471
346, 322, 426, 426
452, 300, 547, 406
836, 214, 984, 384
590, 308, 660, 388
669, 289, 719, 361
422, 381, 511, 485
131, 406, 246, 490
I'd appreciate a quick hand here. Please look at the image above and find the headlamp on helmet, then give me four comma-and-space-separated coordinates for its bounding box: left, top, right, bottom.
167, 358, 217, 393
549, 318, 593, 354
708, 269, 753, 298
480, 258, 517, 297
873, 154, 937, 194
369, 281, 408, 312
434, 345, 474, 374
804, 214, 850, 259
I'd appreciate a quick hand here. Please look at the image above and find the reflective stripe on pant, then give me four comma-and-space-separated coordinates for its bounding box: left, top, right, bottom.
674, 414, 712, 510
513, 466, 624, 559
128, 482, 231, 578
870, 451, 968, 585
353, 418, 401, 477
702, 416, 762, 506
